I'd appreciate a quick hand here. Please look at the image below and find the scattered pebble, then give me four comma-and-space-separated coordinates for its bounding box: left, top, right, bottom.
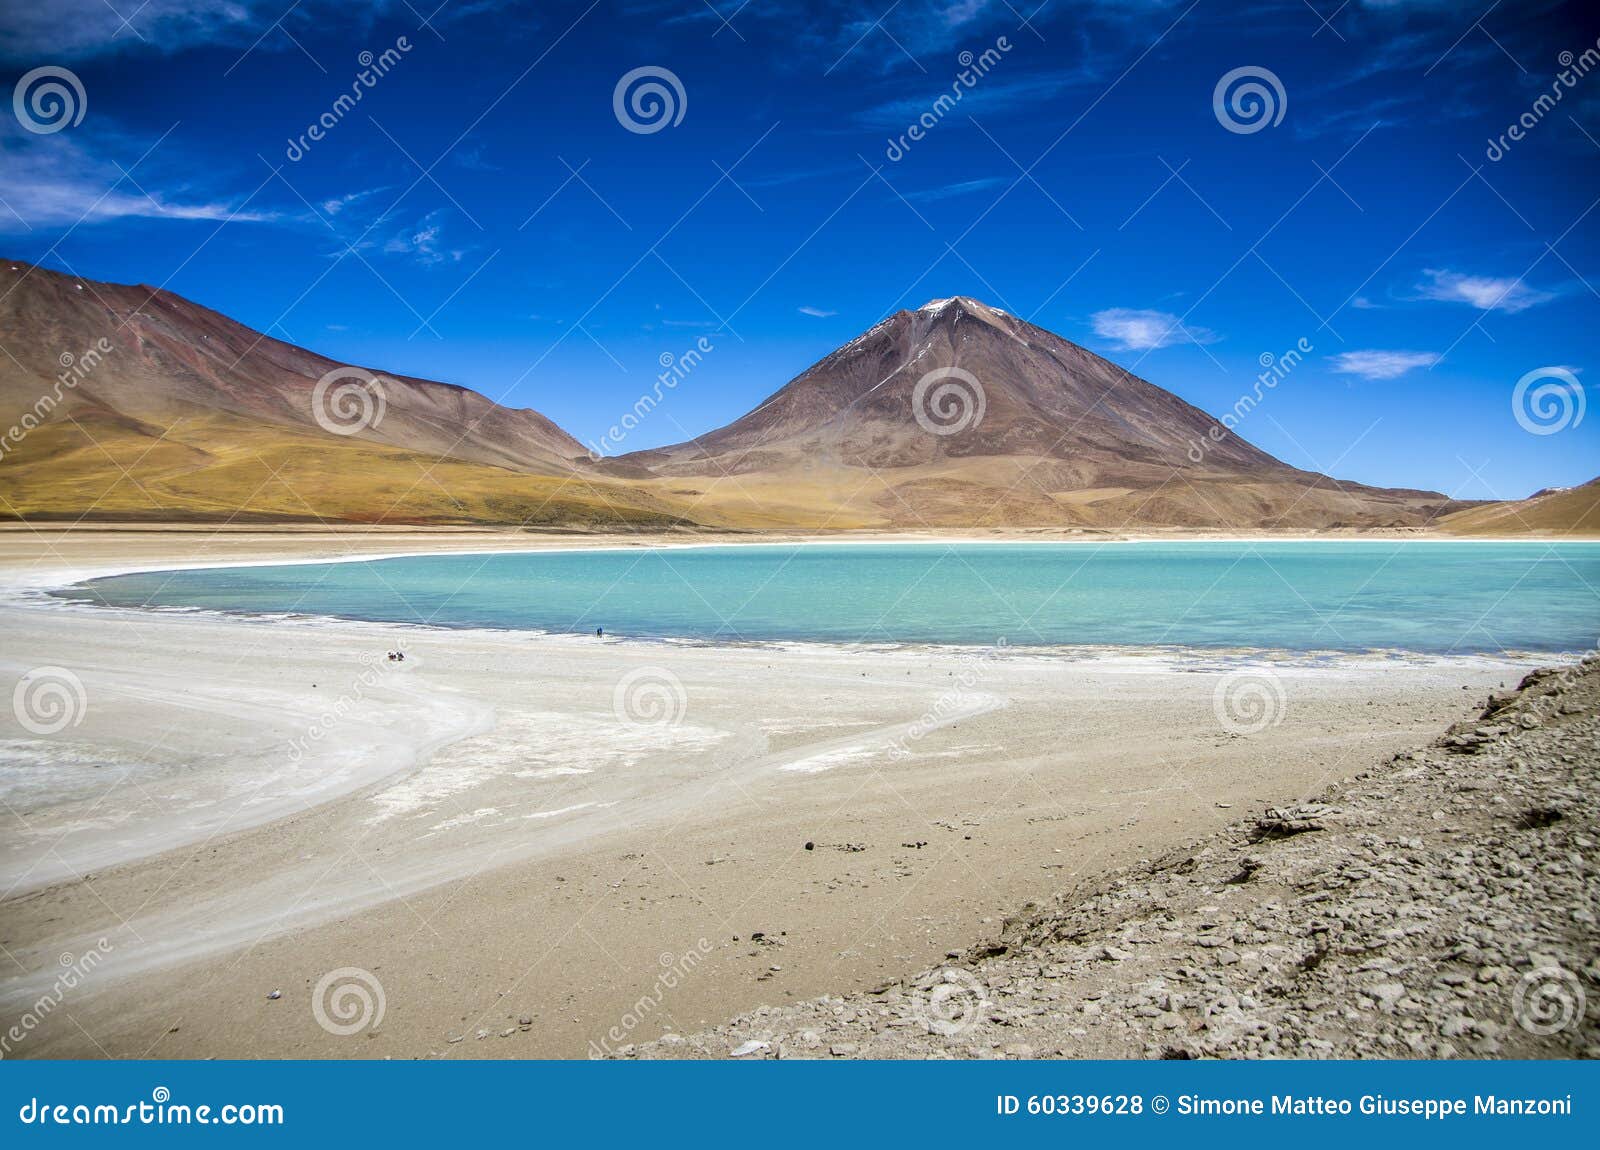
610, 659, 1600, 1061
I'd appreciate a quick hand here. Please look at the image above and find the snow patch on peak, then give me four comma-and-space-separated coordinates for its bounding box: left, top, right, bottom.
917, 296, 1009, 318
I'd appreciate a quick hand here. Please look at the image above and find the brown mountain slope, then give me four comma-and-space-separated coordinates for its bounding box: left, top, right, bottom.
1438, 476, 1600, 536
0, 261, 585, 472
616, 297, 1466, 530
0, 262, 686, 527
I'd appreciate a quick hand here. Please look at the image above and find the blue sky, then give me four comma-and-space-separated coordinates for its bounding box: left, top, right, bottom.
1, 0, 1595, 499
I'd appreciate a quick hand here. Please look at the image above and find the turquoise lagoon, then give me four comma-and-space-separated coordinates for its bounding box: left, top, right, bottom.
59, 541, 1600, 655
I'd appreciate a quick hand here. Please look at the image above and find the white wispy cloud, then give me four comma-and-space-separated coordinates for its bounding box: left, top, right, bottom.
1331, 350, 1440, 380
381, 208, 464, 265
1415, 268, 1555, 313
904, 176, 1008, 202
0, 0, 489, 61
798, 305, 837, 317
320, 187, 390, 217
859, 72, 1101, 128
1, 0, 258, 60
0, 127, 278, 232
1091, 308, 1216, 351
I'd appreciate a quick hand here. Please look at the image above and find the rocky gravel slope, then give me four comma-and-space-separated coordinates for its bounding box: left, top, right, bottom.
618, 657, 1600, 1060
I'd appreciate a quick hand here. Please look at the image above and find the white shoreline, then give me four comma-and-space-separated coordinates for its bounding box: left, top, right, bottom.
27, 530, 1600, 590
11, 537, 1592, 666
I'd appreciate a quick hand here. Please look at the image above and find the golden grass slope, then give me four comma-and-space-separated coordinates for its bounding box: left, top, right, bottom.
1437, 477, 1600, 537
624, 457, 1467, 532
0, 408, 690, 528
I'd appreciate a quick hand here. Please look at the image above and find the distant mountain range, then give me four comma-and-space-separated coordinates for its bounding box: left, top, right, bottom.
0, 261, 1584, 533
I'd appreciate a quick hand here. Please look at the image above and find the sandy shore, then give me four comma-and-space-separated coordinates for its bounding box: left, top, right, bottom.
620, 659, 1600, 1060
0, 528, 1552, 1058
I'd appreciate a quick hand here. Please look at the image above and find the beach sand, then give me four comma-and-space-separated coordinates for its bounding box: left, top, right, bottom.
0, 528, 1544, 1059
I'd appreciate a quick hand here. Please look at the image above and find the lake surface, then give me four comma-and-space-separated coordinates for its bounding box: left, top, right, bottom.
61, 542, 1600, 654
